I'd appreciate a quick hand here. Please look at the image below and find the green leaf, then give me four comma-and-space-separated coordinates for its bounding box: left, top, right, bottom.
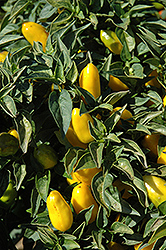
0, 35, 23, 45
99, 54, 112, 81
103, 90, 129, 105
122, 138, 148, 168
0, 169, 10, 198
159, 201, 166, 216
65, 60, 78, 83
13, 162, 26, 191
0, 95, 17, 118
74, 151, 97, 171
113, 158, 134, 180
92, 172, 140, 216
96, 205, 108, 228
35, 171, 51, 202
31, 187, 42, 218
9, 0, 31, 20
89, 141, 104, 169
14, 112, 33, 154
110, 221, 134, 234
64, 148, 78, 175
45, 0, 73, 12
49, 91, 62, 129
148, 221, 166, 245
54, 58, 66, 83
59, 89, 72, 135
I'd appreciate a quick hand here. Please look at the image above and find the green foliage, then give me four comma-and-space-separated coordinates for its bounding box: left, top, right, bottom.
0, 0, 166, 249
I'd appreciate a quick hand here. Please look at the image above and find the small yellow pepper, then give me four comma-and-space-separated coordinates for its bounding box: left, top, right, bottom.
47, 190, 73, 231
0, 51, 8, 62
143, 175, 166, 208
66, 123, 87, 149
157, 146, 166, 165
79, 63, 101, 99
141, 134, 160, 158
100, 30, 123, 55
108, 75, 129, 91
110, 107, 134, 128
67, 167, 102, 186
8, 129, 20, 141
71, 108, 94, 144
22, 22, 48, 52
71, 183, 98, 223
145, 70, 160, 88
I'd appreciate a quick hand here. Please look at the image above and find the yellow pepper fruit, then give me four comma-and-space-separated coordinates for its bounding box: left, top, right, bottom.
66, 123, 87, 149
34, 144, 58, 169
143, 175, 166, 208
108, 75, 129, 92
157, 146, 166, 165
141, 134, 160, 158
79, 63, 101, 99
110, 107, 134, 128
67, 167, 102, 186
8, 129, 20, 141
100, 30, 123, 55
71, 108, 94, 144
0, 51, 8, 62
47, 190, 73, 231
22, 22, 48, 52
145, 70, 160, 88
163, 95, 166, 107
71, 183, 98, 223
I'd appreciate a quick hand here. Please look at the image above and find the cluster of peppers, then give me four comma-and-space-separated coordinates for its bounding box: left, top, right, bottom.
22, 20, 166, 233
1, 20, 166, 250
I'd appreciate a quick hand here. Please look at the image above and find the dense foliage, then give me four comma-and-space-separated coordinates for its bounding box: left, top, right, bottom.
1, 0, 166, 249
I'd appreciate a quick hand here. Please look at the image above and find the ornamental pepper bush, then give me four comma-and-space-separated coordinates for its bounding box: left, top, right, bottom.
1, 0, 166, 249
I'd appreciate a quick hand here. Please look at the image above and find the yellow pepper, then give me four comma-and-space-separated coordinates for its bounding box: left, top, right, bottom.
141, 134, 160, 158
163, 95, 166, 107
34, 144, 58, 169
22, 22, 48, 52
71, 183, 98, 223
8, 129, 20, 141
79, 63, 101, 99
145, 70, 160, 88
46, 190, 73, 231
110, 107, 134, 128
108, 75, 129, 91
66, 123, 87, 149
157, 146, 166, 165
0, 51, 8, 62
67, 167, 102, 186
71, 108, 94, 144
143, 175, 166, 208
100, 30, 123, 55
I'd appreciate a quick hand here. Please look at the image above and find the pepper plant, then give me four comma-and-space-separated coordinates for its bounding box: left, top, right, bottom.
0, 0, 166, 249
